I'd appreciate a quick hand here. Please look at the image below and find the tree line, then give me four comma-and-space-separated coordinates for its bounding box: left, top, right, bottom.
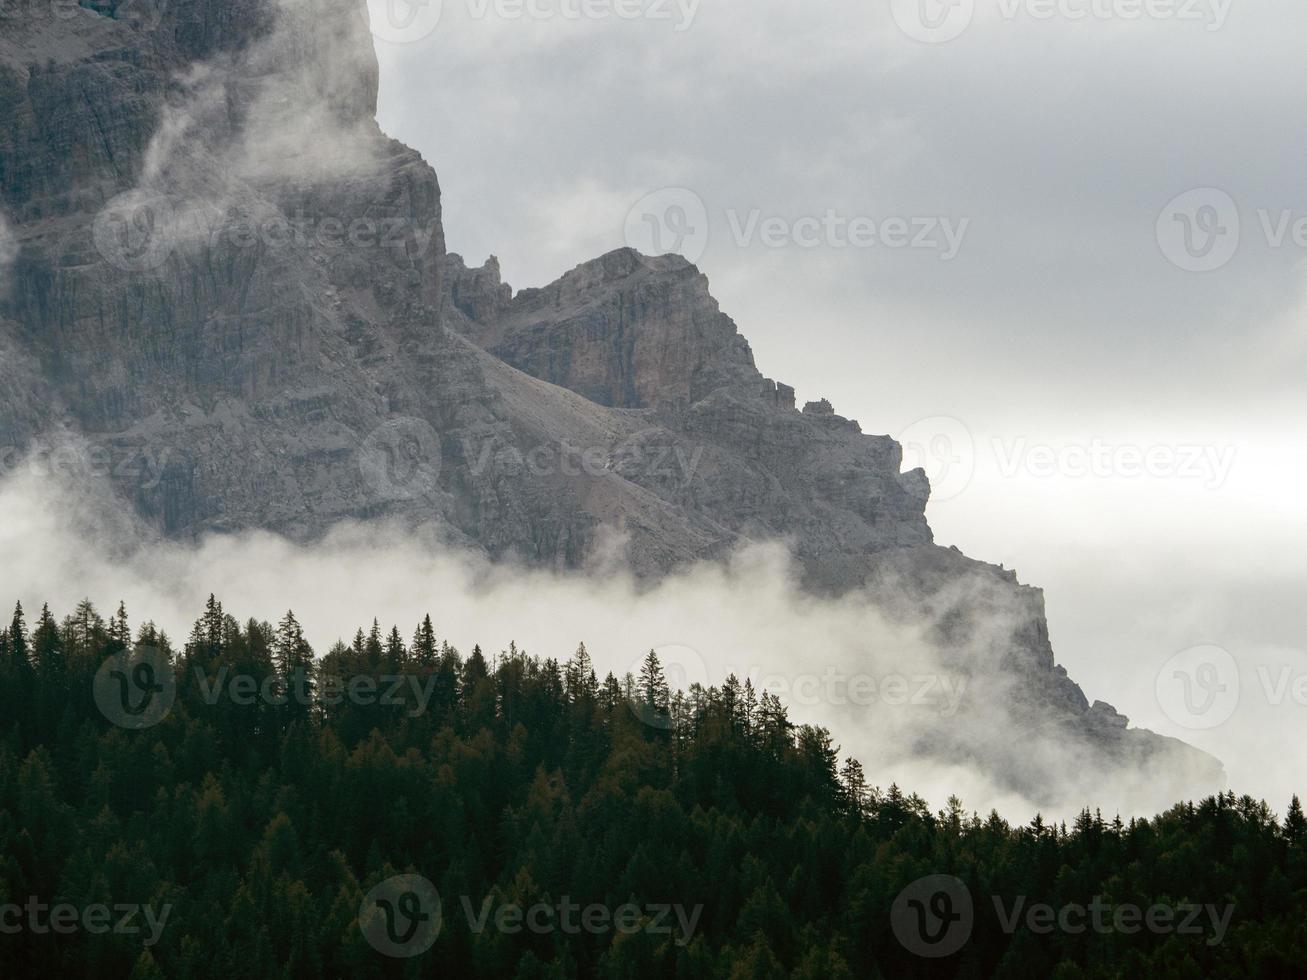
0, 597, 1303, 978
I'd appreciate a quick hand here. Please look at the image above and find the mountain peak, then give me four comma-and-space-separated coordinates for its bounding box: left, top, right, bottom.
449, 244, 759, 410
0, 1, 1224, 810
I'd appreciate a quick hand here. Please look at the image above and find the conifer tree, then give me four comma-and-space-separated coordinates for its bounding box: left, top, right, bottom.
110, 601, 130, 648
565, 643, 599, 704
1287, 796, 1307, 844
365, 619, 383, 664
841, 757, 868, 817
411, 614, 437, 667
385, 626, 407, 669
275, 611, 314, 720
637, 649, 670, 715
465, 644, 489, 684
32, 603, 63, 681
8, 599, 28, 668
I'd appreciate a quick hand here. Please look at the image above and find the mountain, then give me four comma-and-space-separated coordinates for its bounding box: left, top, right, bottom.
0, 0, 1222, 809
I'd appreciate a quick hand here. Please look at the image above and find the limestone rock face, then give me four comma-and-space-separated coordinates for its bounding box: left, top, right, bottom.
1, 0, 447, 537
456, 248, 761, 410
0, 0, 1223, 808
443, 249, 935, 580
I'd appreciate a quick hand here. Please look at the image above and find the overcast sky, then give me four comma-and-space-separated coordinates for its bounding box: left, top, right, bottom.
365, 0, 1306, 805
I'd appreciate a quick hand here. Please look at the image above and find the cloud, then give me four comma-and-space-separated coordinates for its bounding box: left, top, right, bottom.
144, 0, 386, 190
86, 0, 442, 283
91, 0, 402, 272
374, 0, 1307, 412
368, 0, 1307, 819
0, 450, 1223, 821
5, 0, 1288, 825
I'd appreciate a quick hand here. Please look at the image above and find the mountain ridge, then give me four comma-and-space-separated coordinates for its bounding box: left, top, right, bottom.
0, 0, 1223, 809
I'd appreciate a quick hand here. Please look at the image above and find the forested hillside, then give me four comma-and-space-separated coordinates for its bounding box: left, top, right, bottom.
0, 598, 1300, 978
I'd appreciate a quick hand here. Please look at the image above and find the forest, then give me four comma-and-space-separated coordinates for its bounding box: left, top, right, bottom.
0, 596, 1302, 978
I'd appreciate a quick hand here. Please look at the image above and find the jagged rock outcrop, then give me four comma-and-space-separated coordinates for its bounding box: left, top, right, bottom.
0, 0, 1222, 808
444, 249, 935, 580
453, 248, 762, 410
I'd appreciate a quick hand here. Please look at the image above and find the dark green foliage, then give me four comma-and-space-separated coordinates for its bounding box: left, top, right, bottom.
0, 598, 1301, 978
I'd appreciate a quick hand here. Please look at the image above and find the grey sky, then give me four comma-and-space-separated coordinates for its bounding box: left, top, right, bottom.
367, 0, 1306, 805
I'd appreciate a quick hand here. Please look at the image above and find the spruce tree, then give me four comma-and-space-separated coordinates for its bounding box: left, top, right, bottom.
411, 614, 437, 667
637, 649, 670, 714
1287, 796, 1307, 844
8, 600, 28, 668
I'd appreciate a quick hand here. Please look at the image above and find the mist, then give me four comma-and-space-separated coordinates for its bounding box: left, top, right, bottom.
366, 0, 1306, 823
98, 0, 410, 274
2, 0, 1300, 971
0, 450, 1230, 824
145, 0, 385, 189
6, 0, 1287, 826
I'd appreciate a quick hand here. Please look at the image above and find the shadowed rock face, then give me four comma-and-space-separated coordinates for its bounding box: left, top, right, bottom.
452, 248, 762, 410
444, 248, 937, 580
0, 0, 1223, 808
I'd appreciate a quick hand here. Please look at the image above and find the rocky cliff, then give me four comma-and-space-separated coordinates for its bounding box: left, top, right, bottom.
0, 0, 1222, 807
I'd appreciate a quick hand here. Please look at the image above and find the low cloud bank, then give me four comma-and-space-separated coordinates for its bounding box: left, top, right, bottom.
0, 461, 1218, 821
